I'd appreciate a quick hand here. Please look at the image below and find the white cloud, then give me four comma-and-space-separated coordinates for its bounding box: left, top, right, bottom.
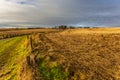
0, 0, 65, 24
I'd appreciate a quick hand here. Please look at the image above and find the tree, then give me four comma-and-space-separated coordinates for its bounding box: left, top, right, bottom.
58, 25, 67, 29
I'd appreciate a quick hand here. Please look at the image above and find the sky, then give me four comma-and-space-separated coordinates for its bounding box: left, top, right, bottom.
0, 0, 120, 27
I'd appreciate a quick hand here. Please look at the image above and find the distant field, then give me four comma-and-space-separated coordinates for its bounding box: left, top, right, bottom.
0, 28, 58, 39
60, 28, 120, 34
0, 28, 120, 80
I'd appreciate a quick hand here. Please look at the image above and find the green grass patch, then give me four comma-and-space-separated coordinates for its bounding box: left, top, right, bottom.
38, 58, 68, 80
0, 36, 29, 80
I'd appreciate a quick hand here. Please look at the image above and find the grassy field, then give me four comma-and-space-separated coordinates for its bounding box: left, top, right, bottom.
0, 36, 29, 80
0, 28, 58, 39
0, 28, 120, 80
33, 28, 120, 80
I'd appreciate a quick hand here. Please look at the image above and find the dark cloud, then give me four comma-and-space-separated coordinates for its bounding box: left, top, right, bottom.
0, 0, 120, 27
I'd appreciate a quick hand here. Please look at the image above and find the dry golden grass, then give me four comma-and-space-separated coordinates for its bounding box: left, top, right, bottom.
35, 28, 120, 80
60, 28, 120, 34
1, 28, 120, 80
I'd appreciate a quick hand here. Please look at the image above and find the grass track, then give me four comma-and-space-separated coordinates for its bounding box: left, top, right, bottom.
0, 36, 29, 80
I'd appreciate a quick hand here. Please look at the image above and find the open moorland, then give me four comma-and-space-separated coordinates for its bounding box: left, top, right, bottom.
0, 28, 120, 80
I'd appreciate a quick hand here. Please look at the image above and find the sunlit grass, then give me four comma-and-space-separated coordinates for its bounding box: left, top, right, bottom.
0, 36, 29, 80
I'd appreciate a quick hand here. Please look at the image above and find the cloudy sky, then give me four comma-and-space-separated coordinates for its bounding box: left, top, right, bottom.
0, 0, 120, 27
